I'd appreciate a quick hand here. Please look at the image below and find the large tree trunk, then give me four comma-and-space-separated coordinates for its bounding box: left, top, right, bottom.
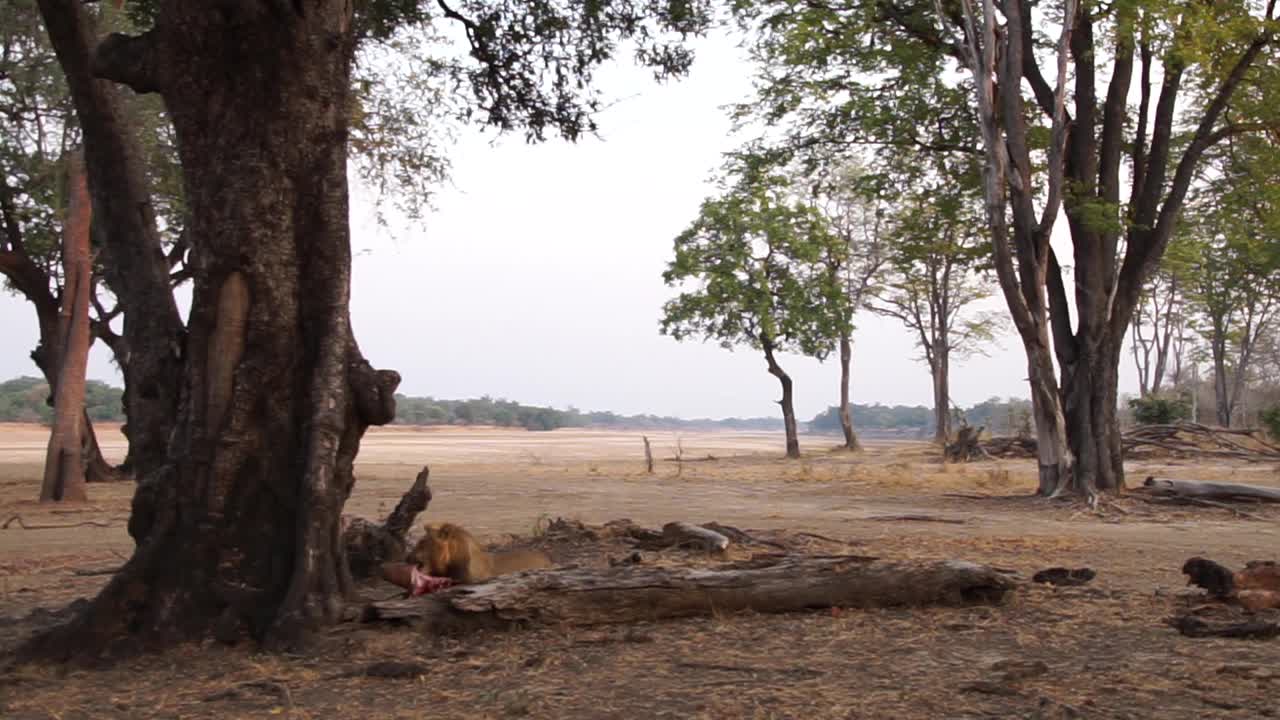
362, 555, 1017, 633
931, 348, 950, 445
764, 342, 800, 458
39, 151, 92, 503
20, 2, 400, 659
1058, 335, 1125, 495
837, 332, 860, 450
37, 0, 186, 484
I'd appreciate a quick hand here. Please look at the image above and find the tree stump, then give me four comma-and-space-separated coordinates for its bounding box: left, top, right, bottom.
343, 466, 432, 579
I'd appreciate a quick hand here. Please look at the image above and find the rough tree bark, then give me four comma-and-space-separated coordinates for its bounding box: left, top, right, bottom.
20, 1, 400, 659
764, 340, 801, 458
37, 0, 186, 484
837, 333, 861, 450
362, 555, 1017, 633
39, 151, 92, 503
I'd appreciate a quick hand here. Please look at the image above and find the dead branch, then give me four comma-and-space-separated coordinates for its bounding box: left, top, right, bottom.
869, 515, 967, 524
2, 515, 112, 530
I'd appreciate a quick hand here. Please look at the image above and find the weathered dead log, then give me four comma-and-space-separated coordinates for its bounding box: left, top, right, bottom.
1142, 477, 1280, 504
361, 555, 1016, 634
1170, 615, 1280, 640
343, 466, 433, 578
661, 521, 730, 553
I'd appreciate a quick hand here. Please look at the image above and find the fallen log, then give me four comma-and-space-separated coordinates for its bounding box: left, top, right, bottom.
361, 554, 1016, 634
1141, 477, 1280, 504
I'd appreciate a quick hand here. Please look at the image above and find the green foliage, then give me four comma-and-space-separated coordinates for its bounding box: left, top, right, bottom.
808, 396, 1034, 434
0, 376, 123, 424
661, 154, 851, 359
1128, 395, 1192, 426
1, 3, 186, 303
1261, 406, 1280, 441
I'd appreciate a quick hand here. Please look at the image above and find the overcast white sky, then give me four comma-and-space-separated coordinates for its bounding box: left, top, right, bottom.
0, 31, 1141, 421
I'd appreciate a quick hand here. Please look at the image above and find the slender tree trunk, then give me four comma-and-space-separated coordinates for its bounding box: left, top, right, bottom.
763, 343, 800, 458
3, 177, 123, 484
40, 151, 92, 503
21, 2, 400, 659
1212, 323, 1232, 427
931, 349, 950, 445
37, 0, 186, 485
837, 332, 860, 450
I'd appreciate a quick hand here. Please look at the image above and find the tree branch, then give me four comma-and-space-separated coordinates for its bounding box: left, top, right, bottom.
92, 31, 163, 94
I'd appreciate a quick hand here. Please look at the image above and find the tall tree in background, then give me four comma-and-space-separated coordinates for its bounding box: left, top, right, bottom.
36, 0, 188, 484
1183, 131, 1280, 426
39, 150, 91, 503
732, 0, 1279, 497
0, 5, 153, 483
952, 0, 1277, 496
812, 159, 885, 450
662, 157, 849, 458
1130, 237, 1195, 398
867, 153, 998, 444
23, 0, 714, 660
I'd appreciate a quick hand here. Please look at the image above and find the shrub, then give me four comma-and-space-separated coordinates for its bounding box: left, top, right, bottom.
1128, 394, 1191, 426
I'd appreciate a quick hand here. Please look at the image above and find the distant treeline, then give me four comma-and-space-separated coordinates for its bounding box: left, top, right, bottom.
0, 376, 125, 424
395, 394, 783, 431
809, 397, 1035, 437
0, 375, 1035, 435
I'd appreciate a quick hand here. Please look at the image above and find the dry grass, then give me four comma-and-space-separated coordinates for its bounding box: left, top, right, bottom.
2, 424, 1279, 719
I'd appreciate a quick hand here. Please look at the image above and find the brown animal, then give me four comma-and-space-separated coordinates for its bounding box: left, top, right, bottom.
1183, 557, 1280, 611
408, 522, 552, 584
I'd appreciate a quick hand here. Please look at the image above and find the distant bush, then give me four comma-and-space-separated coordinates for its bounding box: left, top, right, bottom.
1261, 406, 1280, 441
1128, 395, 1192, 426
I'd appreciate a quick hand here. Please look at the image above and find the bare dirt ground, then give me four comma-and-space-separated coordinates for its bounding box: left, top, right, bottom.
1, 422, 1279, 719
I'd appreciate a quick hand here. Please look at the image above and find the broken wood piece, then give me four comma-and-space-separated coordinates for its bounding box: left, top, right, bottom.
343, 466, 433, 578
361, 554, 1016, 634
661, 521, 730, 553
1169, 615, 1280, 640
868, 515, 966, 524
699, 522, 788, 549
1141, 477, 1280, 504
1031, 567, 1096, 586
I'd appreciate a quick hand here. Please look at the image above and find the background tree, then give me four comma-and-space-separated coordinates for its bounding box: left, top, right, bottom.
866, 153, 999, 444
732, 0, 1279, 498
1182, 132, 1280, 427
661, 159, 849, 458
39, 149, 91, 503
0, 4, 150, 483
809, 157, 886, 450
23, 0, 716, 660
1130, 236, 1196, 398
